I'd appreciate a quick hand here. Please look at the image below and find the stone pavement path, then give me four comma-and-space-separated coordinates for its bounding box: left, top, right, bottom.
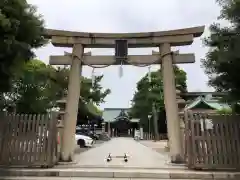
1, 176, 182, 180
139, 140, 169, 155
75, 137, 169, 168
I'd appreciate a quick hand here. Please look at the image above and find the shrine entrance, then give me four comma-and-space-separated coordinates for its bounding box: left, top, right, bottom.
44, 26, 205, 163
114, 119, 131, 137
111, 109, 132, 137
110, 119, 139, 137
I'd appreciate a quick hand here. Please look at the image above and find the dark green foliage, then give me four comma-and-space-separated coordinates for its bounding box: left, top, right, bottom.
202, 0, 240, 103
0, 0, 46, 92
2, 60, 110, 114
129, 66, 187, 128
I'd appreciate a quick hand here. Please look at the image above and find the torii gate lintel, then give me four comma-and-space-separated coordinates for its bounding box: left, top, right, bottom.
49, 53, 195, 66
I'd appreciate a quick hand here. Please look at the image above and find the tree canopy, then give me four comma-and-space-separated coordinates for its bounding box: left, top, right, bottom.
201, 0, 240, 103
2, 60, 110, 116
53, 67, 111, 106
0, 0, 46, 92
5, 60, 56, 113
129, 66, 187, 131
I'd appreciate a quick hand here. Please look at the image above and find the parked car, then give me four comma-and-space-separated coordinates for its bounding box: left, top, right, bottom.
75, 133, 94, 148
87, 131, 100, 140
76, 128, 99, 140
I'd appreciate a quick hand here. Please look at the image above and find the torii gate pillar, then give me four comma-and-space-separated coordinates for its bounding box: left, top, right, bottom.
61, 44, 83, 161
160, 43, 183, 163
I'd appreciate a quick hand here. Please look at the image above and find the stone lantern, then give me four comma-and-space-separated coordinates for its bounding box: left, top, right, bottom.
176, 89, 186, 111
176, 89, 186, 126
56, 98, 67, 120
56, 97, 67, 161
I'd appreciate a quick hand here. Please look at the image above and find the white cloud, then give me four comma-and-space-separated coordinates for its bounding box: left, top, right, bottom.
28, 0, 221, 108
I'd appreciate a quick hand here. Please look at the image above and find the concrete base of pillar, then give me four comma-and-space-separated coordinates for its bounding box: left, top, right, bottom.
57, 160, 77, 166
59, 153, 74, 162
164, 145, 170, 152
59, 157, 73, 162
170, 154, 185, 164
164, 141, 170, 152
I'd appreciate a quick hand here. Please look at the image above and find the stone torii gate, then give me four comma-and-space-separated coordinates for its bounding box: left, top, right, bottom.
44, 26, 204, 163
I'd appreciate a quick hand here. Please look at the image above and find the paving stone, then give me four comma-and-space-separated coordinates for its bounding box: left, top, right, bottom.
113, 171, 170, 179
0, 178, 130, 180
58, 170, 114, 178
227, 172, 240, 179
169, 171, 213, 179
2, 168, 239, 179
212, 172, 230, 179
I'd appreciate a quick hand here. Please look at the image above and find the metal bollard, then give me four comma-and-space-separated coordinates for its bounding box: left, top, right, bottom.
123, 153, 128, 162
106, 153, 112, 162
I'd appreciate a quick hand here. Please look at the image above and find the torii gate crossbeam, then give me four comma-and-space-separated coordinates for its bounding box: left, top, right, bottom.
49, 53, 195, 65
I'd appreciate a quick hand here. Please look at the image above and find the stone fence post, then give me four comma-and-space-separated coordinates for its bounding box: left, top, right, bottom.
57, 117, 64, 162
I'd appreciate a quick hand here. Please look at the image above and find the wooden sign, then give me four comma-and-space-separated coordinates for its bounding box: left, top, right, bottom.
115, 40, 128, 61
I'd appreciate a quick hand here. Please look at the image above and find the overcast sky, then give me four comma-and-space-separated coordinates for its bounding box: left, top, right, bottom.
28, 0, 221, 109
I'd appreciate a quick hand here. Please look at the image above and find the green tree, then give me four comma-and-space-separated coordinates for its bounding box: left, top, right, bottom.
130, 66, 187, 132
5, 60, 57, 113
0, 0, 46, 92
201, 0, 240, 104
54, 67, 111, 106
3, 60, 110, 114
53, 67, 110, 123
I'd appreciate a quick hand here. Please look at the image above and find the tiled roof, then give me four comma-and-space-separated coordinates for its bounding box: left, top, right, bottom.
102, 108, 132, 122
185, 96, 231, 110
